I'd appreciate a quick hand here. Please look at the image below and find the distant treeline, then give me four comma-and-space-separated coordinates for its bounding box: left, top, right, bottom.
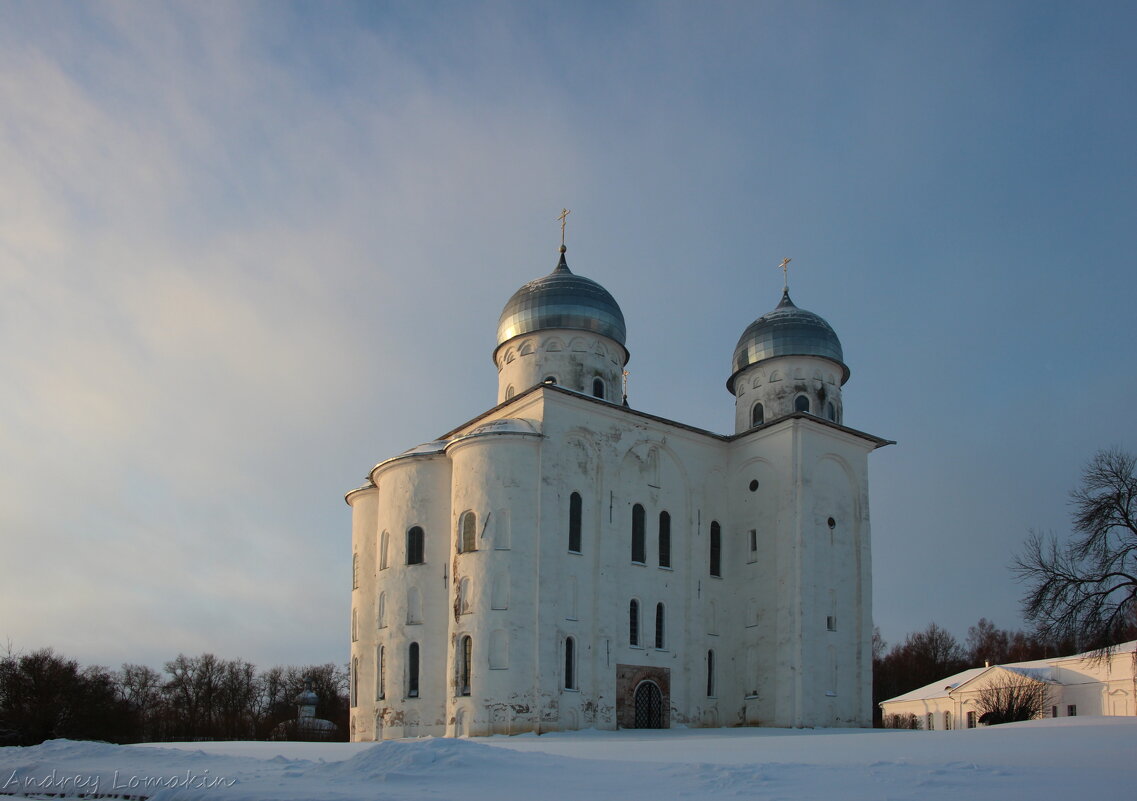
872, 618, 1082, 727
0, 650, 348, 746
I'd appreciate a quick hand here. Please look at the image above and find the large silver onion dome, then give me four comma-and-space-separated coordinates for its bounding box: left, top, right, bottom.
495, 248, 628, 359
727, 289, 849, 393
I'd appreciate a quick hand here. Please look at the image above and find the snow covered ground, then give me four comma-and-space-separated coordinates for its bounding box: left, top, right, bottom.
2, 718, 1134, 800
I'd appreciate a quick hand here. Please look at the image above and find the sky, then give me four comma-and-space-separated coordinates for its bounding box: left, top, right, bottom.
1, 0, 1135, 671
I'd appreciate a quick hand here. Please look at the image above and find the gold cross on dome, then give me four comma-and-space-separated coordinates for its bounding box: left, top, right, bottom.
557, 208, 571, 247
778, 258, 792, 291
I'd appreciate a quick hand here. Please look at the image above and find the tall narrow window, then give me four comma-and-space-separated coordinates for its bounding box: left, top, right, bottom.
709, 521, 722, 577
459, 511, 477, 553
943, 711, 952, 730
629, 599, 640, 646
459, 636, 472, 696
377, 645, 385, 700
351, 608, 358, 642
408, 643, 420, 698
658, 511, 671, 568
654, 603, 665, 649
747, 529, 757, 563
352, 553, 359, 589
351, 656, 358, 707
377, 592, 386, 629
826, 401, 836, 422
631, 503, 646, 563
706, 650, 715, 697
379, 531, 390, 570
568, 492, 583, 553
564, 637, 576, 690
592, 377, 605, 399
794, 394, 811, 413
751, 402, 764, 427
407, 526, 424, 565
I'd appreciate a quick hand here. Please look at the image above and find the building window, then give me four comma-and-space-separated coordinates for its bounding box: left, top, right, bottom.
406, 526, 425, 565
1052, 705, 1058, 718
794, 394, 811, 413
459, 511, 477, 553
751, 402, 764, 427
629, 599, 640, 646
408, 642, 420, 698
351, 608, 358, 642
943, 711, 952, 730
377, 592, 386, 629
544, 375, 558, 385
564, 637, 576, 690
459, 636, 472, 696
748, 529, 757, 562
926, 713, 933, 731
377, 645, 385, 700
350, 656, 358, 707
658, 511, 671, 568
709, 521, 722, 577
826, 615, 837, 632
569, 492, 583, 553
967, 710, 976, 728
1067, 704, 1077, 716
706, 650, 715, 697
352, 553, 359, 589
631, 503, 646, 563
592, 377, 605, 399
654, 603, 665, 649
826, 401, 836, 422
505, 385, 515, 400
379, 531, 389, 570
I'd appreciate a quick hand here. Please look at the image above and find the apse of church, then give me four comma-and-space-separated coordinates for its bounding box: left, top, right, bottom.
346, 224, 890, 739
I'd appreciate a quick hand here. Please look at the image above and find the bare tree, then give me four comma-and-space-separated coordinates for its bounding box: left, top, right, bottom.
1014, 449, 1137, 653
975, 670, 1049, 725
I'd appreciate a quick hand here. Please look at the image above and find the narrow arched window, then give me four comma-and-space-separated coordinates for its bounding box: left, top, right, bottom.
379, 531, 390, 570
564, 637, 576, 690
654, 603, 665, 649
377, 592, 386, 629
544, 375, 558, 385
505, 385, 515, 400
706, 650, 715, 697
826, 401, 836, 422
459, 511, 477, 553
377, 645, 385, 700
350, 656, 358, 707
709, 521, 722, 577
407, 526, 424, 565
592, 377, 605, 399
568, 492, 582, 553
751, 402, 764, 427
631, 503, 646, 563
408, 642, 420, 698
351, 608, 358, 642
629, 599, 640, 646
658, 511, 671, 568
794, 394, 810, 413
352, 553, 359, 589
459, 636, 472, 696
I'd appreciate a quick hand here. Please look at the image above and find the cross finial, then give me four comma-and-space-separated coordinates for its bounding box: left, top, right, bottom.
557, 208, 571, 249
778, 258, 792, 292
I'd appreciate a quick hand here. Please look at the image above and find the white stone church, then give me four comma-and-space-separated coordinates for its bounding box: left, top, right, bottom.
346, 241, 890, 739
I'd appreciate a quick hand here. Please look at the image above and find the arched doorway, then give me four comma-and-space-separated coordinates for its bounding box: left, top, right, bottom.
633, 680, 664, 728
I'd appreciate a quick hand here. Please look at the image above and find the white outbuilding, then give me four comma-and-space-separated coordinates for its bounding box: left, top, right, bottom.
346, 243, 891, 739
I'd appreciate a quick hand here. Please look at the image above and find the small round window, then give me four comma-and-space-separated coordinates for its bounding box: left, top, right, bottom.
748, 480, 759, 492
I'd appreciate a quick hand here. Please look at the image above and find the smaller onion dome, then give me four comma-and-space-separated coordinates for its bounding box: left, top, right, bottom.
494, 248, 628, 360
727, 289, 849, 393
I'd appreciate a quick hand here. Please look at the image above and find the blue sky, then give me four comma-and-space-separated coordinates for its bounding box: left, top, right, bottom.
1, 0, 1134, 669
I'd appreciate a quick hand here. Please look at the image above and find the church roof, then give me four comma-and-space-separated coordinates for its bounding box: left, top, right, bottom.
727, 289, 849, 393
494, 248, 627, 360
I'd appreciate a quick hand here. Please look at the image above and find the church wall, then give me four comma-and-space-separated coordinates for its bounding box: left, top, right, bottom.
732, 355, 844, 434
354, 452, 453, 740
445, 428, 543, 736
495, 330, 626, 404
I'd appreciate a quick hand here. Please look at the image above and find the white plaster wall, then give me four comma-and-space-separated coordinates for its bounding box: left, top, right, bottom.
732, 355, 844, 434
350, 385, 881, 739
495, 331, 626, 404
